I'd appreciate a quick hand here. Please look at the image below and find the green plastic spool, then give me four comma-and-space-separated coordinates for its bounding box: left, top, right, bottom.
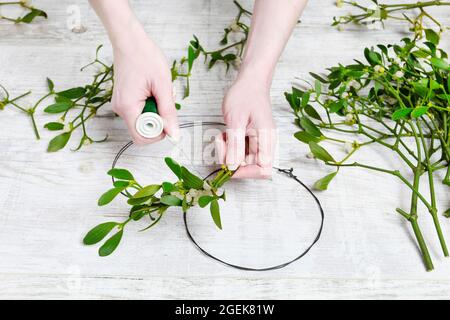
135, 97, 164, 138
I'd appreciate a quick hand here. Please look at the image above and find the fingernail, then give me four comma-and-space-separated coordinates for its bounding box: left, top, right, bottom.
227, 163, 239, 171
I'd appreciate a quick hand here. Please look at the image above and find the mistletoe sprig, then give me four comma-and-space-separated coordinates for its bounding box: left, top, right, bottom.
171, 0, 251, 99
0, 1, 47, 24
285, 29, 449, 270
334, 0, 450, 37
0, 45, 114, 151
43, 46, 114, 152
0, 85, 41, 138
83, 158, 233, 257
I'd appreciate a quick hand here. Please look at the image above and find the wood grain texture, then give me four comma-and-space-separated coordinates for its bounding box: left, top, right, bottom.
0, 0, 450, 299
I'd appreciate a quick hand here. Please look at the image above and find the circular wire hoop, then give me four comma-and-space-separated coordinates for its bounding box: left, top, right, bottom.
112, 121, 324, 271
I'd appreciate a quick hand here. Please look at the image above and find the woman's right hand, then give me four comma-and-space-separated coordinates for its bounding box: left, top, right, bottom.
89, 0, 179, 144
111, 27, 179, 144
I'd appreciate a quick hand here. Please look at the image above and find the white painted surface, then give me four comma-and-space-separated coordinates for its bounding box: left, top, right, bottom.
0, 0, 449, 299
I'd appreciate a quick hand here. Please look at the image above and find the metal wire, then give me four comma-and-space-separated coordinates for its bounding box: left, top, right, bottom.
112, 121, 324, 271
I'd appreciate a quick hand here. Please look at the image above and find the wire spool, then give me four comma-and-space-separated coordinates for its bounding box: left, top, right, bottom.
135, 97, 164, 138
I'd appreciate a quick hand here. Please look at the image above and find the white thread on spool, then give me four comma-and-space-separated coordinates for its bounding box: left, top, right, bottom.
135, 113, 164, 138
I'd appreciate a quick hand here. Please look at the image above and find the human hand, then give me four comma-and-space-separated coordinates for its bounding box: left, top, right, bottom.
111, 27, 179, 144
215, 76, 276, 179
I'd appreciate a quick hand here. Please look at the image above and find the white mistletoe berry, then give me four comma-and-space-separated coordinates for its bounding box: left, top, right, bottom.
374, 65, 385, 73
203, 181, 211, 191
393, 71, 404, 79
344, 142, 353, 153
170, 191, 184, 200
63, 124, 72, 133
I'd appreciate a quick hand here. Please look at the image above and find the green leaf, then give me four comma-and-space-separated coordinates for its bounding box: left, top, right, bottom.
223, 53, 237, 61
309, 72, 328, 83
180, 167, 204, 189
44, 122, 64, 131
47, 78, 54, 92
44, 102, 72, 114
308, 142, 335, 163
430, 57, 449, 71
392, 108, 413, 121
301, 92, 310, 108
412, 79, 440, 98
133, 185, 161, 198
98, 230, 123, 257
305, 105, 322, 121
47, 132, 71, 152
314, 80, 322, 97
328, 100, 344, 113
57, 87, 86, 99
198, 195, 214, 208
187, 45, 195, 72
55, 95, 72, 104
107, 168, 134, 181
160, 195, 182, 206
130, 205, 154, 221
313, 172, 338, 191
162, 182, 176, 193
364, 47, 381, 66
411, 107, 429, 118
425, 29, 440, 45
127, 196, 151, 206
113, 181, 130, 188
164, 157, 182, 179
294, 131, 321, 144
412, 50, 430, 58
21, 8, 47, 23
210, 199, 222, 229
98, 187, 125, 206
444, 209, 450, 218
300, 117, 322, 137
83, 222, 118, 245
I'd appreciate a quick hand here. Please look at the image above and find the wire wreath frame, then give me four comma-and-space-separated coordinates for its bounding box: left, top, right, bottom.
111, 121, 324, 271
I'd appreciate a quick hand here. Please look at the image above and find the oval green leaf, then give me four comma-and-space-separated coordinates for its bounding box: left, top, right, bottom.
308, 142, 335, 163
210, 199, 222, 230
98, 187, 125, 206
160, 195, 182, 206
44, 102, 72, 114
83, 222, 118, 245
313, 172, 338, 191
47, 132, 71, 152
164, 157, 182, 179
44, 122, 64, 131
430, 57, 450, 71
98, 230, 123, 257
294, 131, 321, 144
57, 87, 86, 99
198, 195, 214, 208
300, 117, 322, 137
107, 168, 134, 181
411, 107, 429, 118
392, 108, 413, 121
134, 185, 161, 199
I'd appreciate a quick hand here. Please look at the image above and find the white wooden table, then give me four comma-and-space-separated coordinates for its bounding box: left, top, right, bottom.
1, 0, 450, 299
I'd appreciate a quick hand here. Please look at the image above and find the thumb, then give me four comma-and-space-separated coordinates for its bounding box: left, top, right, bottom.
153, 81, 180, 142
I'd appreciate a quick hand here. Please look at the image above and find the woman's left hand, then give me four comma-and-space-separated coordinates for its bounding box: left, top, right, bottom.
215, 75, 276, 179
